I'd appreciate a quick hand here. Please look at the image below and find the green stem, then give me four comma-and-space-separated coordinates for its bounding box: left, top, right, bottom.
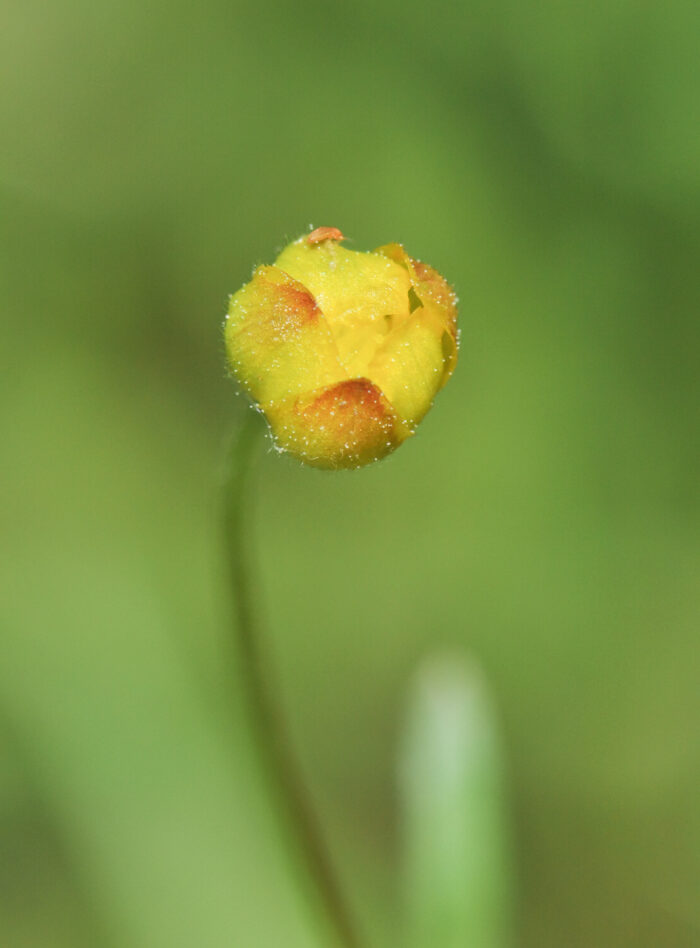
222, 409, 362, 948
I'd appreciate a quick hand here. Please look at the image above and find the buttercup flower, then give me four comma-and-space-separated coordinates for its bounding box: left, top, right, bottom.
225, 228, 458, 469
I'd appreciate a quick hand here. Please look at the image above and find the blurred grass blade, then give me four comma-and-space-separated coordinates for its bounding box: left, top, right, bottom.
398, 654, 514, 948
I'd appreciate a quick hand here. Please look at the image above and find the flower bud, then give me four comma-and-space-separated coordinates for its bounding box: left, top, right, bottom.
225, 228, 458, 469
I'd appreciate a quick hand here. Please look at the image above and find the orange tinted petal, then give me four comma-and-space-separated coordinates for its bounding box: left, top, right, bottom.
225, 265, 345, 405
411, 258, 458, 338
266, 378, 405, 469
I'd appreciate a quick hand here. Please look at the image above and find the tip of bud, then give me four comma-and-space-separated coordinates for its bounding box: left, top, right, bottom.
307, 226, 345, 245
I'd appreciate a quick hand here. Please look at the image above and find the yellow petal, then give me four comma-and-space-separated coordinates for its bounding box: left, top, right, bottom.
275, 238, 412, 378
265, 377, 405, 470
375, 242, 417, 278
377, 243, 458, 339
367, 303, 454, 432
375, 244, 459, 394
412, 259, 458, 339
225, 265, 346, 405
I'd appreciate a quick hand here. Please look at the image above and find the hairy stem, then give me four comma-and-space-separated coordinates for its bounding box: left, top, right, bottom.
222, 410, 361, 948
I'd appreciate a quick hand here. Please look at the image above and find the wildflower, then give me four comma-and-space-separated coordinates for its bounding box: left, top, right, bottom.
225, 228, 458, 469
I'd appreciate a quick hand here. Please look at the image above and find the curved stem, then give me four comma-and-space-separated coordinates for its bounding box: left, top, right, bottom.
222, 410, 362, 948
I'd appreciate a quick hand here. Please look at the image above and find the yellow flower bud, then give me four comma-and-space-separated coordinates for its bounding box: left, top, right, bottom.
225, 228, 458, 469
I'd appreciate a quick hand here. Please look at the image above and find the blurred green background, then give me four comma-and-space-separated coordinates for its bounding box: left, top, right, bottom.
1, 0, 698, 946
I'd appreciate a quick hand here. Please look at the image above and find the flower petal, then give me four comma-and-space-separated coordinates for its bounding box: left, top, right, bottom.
367, 305, 453, 431
225, 265, 346, 405
412, 259, 458, 339
375, 242, 417, 278
275, 239, 412, 377
265, 378, 405, 469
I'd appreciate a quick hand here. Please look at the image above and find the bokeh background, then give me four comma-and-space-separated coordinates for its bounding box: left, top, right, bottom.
1, 1, 698, 946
